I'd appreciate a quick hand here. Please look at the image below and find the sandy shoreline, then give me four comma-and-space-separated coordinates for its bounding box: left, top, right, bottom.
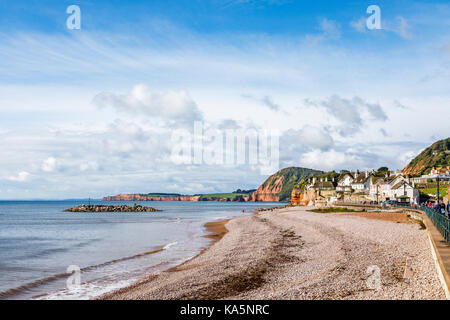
100, 206, 446, 300
203, 219, 230, 241
164, 219, 231, 274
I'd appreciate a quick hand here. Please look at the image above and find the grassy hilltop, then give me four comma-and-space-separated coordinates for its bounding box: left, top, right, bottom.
403, 137, 450, 176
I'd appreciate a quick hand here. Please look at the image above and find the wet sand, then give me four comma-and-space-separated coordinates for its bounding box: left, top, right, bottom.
204, 219, 230, 241
100, 206, 445, 300
165, 219, 230, 274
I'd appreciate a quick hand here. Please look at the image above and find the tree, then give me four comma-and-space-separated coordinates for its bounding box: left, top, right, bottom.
375, 167, 389, 177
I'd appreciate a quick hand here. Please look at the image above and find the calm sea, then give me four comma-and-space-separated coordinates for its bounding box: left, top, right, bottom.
0, 200, 283, 300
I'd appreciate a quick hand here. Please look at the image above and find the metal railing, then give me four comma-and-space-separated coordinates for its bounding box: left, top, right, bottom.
392, 204, 450, 243
421, 206, 450, 243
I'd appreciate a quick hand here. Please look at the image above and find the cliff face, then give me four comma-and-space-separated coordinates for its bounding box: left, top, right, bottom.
403, 137, 450, 176
290, 188, 317, 206
249, 167, 323, 202
103, 194, 201, 201
249, 176, 283, 202
103, 167, 322, 203
103, 194, 250, 202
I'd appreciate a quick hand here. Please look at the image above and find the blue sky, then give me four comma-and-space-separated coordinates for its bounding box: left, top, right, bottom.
0, 0, 446, 34
0, 0, 449, 199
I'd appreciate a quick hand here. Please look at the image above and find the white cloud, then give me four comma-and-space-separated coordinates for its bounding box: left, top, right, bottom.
397, 150, 418, 167
93, 84, 203, 125
395, 17, 412, 39
351, 15, 412, 39
320, 18, 341, 39
241, 94, 281, 111
299, 149, 364, 171
304, 95, 387, 136
281, 126, 333, 151
80, 161, 99, 172
305, 18, 341, 44
8, 171, 30, 182
384, 16, 413, 39
42, 157, 58, 172
350, 17, 366, 33
393, 100, 409, 110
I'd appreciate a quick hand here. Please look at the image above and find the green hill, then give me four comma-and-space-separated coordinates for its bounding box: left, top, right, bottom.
403, 137, 450, 176
293, 171, 340, 190
254, 167, 323, 201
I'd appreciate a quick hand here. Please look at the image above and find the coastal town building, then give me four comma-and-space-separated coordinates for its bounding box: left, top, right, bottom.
336, 172, 354, 192
410, 166, 450, 184
369, 176, 384, 202
351, 171, 372, 192
389, 181, 419, 204
295, 168, 420, 206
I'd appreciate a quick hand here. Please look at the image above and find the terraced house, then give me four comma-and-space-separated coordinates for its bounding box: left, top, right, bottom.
298, 169, 420, 206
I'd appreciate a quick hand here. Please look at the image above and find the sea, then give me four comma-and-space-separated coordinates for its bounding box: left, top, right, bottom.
0, 200, 284, 300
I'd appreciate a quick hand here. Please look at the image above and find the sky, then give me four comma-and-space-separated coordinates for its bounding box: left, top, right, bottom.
0, 0, 449, 199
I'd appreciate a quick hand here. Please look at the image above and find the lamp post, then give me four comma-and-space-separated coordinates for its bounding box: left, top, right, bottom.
437, 176, 440, 205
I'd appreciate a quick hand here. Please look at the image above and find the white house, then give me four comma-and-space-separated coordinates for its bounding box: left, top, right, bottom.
369, 176, 384, 201
351, 171, 371, 192
336, 172, 354, 192
390, 181, 420, 204
380, 175, 404, 201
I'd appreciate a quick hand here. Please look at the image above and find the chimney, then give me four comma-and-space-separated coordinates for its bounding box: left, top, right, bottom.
365, 171, 369, 178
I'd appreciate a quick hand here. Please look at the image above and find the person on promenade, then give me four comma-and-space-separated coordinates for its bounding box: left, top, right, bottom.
433, 203, 439, 213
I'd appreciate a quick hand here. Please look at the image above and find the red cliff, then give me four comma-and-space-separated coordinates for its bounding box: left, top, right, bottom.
103, 194, 201, 201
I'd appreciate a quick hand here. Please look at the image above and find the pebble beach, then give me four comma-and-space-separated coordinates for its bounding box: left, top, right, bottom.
101, 206, 446, 300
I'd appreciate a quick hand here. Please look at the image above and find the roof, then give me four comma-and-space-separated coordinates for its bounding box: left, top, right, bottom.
353, 173, 371, 184
391, 181, 413, 190
338, 172, 354, 181
383, 176, 397, 183
312, 181, 335, 189
371, 176, 384, 184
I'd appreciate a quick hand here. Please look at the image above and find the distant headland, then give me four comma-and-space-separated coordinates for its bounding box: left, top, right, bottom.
64, 204, 161, 212
102, 190, 256, 202
103, 167, 322, 203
